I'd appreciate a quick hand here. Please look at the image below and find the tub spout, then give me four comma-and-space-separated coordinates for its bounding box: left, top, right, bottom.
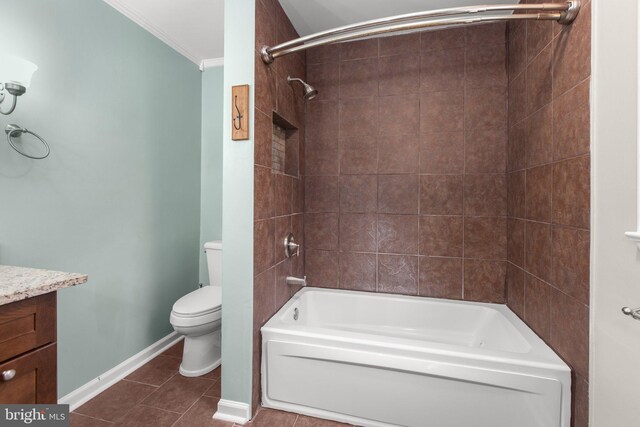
286, 275, 307, 286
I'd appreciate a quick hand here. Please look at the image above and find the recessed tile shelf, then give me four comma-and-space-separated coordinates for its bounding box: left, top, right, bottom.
272, 112, 299, 178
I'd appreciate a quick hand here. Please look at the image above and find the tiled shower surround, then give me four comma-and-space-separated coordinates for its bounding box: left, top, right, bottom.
303, 24, 510, 302
253, 0, 306, 413
253, 1, 591, 425
506, 1, 591, 426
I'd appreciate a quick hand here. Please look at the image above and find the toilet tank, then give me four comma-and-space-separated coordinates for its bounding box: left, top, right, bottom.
204, 241, 222, 286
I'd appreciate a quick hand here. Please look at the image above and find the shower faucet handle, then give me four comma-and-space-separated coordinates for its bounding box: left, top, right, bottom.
622, 306, 640, 321
284, 233, 300, 258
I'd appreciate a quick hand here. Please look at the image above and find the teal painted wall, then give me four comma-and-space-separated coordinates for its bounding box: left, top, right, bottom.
221, 0, 255, 410
199, 66, 224, 284
0, 0, 202, 396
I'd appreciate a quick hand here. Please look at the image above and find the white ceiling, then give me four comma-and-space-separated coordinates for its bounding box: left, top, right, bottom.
278, 0, 518, 36
103, 0, 518, 67
103, 0, 224, 67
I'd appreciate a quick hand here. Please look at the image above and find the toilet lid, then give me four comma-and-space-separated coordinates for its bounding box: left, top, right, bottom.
172, 286, 221, 317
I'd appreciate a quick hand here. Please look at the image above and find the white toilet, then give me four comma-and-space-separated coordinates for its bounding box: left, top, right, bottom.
170, 241, 222, 377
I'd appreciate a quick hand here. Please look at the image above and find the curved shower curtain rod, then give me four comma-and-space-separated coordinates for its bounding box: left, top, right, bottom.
260, 1, 580, 64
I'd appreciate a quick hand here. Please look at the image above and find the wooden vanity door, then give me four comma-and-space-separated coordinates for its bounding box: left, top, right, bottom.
0, 292, 56, 362
0, 292, 57, 404
0, 343, 57, 403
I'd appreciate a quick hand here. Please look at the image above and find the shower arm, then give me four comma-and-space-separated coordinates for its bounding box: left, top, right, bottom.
261, 1, 580, 64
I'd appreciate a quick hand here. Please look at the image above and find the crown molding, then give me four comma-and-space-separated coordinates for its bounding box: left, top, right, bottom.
103, 0, 201, 65
200, 57, 224, 70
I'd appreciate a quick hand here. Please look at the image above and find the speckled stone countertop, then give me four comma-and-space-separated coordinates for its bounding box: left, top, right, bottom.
0, 265, 87, 305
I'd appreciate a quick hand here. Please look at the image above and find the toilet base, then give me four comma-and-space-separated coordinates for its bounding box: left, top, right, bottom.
180, 357, 221, 377
179, 327, 221, 377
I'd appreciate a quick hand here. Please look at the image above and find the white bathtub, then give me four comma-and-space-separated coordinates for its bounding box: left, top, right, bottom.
261, 287, 571, 427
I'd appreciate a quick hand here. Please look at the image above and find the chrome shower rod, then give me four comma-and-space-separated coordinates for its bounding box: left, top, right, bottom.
260, 1, 580, 64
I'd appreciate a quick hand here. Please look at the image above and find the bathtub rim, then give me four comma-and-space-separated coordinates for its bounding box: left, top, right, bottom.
261, 287, 571, 374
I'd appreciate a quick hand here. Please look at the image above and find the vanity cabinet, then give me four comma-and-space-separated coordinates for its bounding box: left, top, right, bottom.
0, 292, 57, 403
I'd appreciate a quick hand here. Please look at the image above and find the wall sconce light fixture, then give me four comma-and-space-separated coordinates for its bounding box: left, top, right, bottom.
0, 55, 38, 115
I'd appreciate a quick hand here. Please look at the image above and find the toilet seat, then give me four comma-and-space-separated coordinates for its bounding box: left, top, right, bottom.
170, 308, 221, 328
172, 285, 221, 317
170, 286, 222, 328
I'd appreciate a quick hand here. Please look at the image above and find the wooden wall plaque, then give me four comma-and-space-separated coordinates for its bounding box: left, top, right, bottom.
232, 85, 250, 140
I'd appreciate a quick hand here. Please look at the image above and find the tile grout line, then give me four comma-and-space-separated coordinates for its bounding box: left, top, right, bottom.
73, 378, 160, 424
121, 376, 167, 388
336, 42, 342, 291
375, 37, 380, 294
71, 412, 115, 425
169, 390, 205, 427
461, 26, 468, 301
138, 402, 184, 415
505, 21, 512, 306
374, 45, 379, 293
416, 39, 423, 297
507, 259, 589, 308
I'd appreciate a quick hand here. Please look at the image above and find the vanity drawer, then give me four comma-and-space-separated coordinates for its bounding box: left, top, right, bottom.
0, 343, 56, 403
0, 293, 56, 363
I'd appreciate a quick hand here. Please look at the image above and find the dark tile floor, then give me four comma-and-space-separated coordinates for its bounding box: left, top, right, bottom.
70, 340, 353, 427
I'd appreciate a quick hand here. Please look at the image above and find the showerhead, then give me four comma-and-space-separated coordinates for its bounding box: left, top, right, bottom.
287, 76, 318, 100
302, 83, 318, 100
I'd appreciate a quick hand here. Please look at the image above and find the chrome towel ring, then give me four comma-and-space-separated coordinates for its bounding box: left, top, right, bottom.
5, 123, 50, 159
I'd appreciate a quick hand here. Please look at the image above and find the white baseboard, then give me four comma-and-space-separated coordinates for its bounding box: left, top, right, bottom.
213, 399, 252, 424
59, 332, 183, 411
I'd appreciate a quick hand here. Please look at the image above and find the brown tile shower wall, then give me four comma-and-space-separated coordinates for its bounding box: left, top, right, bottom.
253, 0, 306, 412
506, 2, 591, 426
303, 24, 509, 302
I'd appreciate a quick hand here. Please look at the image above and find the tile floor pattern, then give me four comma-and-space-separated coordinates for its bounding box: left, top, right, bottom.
70, 340, 355, 427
